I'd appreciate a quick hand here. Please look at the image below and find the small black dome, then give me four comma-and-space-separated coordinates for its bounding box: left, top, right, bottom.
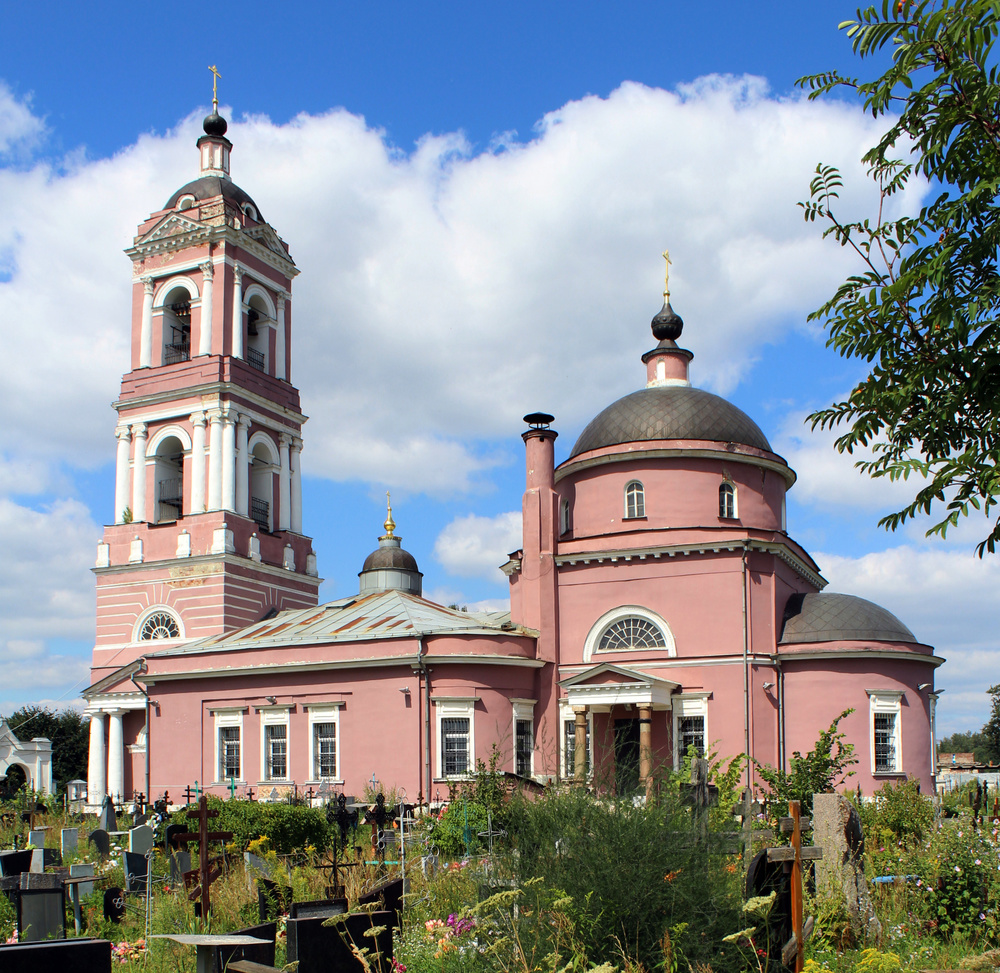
571, 386, 772, 457
780, 592, 917, 644
651, 299, 683, 341
203, 112, 228, 137
362, 545, 420, 573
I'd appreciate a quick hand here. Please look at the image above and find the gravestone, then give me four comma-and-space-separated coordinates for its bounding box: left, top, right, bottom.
29, 849, 44, 873
288, 898, 348, 920
123, 851, 150, 895
129, 825, 154, 856
61, 828, 78, 856
245, 851, 276, 880
257, 878, 293, 922
42, 849, 62, 868
0, 936, 112, 973
169, 850, 192, 886
286, 910, 394, 973
103, 887, 126, 923
17, 872, 66, 941
0, 850, 33, 877
812, 793, 881, 944
28, 829, 47, 849
358, 875, 404, 927
98, 796, 116, 833
164, 823, 186, 851
746, 849, 792, 958
214, 921, 277, 972
70, 862, 96, 897
88, 829, 110, 857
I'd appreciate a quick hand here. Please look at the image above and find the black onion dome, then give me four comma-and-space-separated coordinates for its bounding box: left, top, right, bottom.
651, 299, 683, 341
203, 112, 228, 136
164, 176, 263, 220
780, 592, 917, 644
571, 386, 771, 457
362, 545, 420, 573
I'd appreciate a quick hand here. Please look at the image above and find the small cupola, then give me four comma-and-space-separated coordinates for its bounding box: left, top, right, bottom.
642, 249, 692, 387
358, 495, 423, 596
197, 67, 232, 179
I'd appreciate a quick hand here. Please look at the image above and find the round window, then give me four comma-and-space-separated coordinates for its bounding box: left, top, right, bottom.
598, 617, 666, 650
139, 611, 180, 640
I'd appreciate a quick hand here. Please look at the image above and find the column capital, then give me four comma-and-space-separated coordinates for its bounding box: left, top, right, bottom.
115, 425, 132, 441
290, 436, 303, 453
276, 290, 287, 307
142, 276, 155, 294
206, 408, 224, 422
200, 260, 214, 280
131, 422, 148, 438
278, 432, 293, 447
232, 263, 244, 282
220, 408, 238, 425
238, 413, 253, 430
191, 410, 207, 427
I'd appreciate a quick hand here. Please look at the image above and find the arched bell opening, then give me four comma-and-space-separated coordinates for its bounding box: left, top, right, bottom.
250, 439, 277, 532
160, 284, 192, 365
154, 434, 185, 523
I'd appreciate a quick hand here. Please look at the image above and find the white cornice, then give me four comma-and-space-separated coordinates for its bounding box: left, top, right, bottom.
93, 551, 324, 586
113, 382, 308, 427
778, 649, 944, 667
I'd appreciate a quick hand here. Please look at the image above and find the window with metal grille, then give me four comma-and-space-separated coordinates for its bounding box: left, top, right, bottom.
874, 713, 897, 772
624, 481, 645, 519
719, 481, 736, 519
139, 611, 180, 640
598, 617, 666, 651
442, 717, 470, 776
219, 726, 240, 780
515, 719, 533, 777
314, 723, 337, 779
564, 718, 591, 777
264, 724, 287, 780
678, 716, 705, 757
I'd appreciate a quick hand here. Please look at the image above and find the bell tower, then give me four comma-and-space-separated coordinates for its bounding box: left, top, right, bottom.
84, 93, 321, 806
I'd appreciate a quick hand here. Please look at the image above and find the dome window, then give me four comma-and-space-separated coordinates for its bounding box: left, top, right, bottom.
598, 616, 666, 651
177, 195, 196, 211
624, 481, 645, 519
137, 609, 181, 641
719, 482, 737, 519
242, 203, 258, 222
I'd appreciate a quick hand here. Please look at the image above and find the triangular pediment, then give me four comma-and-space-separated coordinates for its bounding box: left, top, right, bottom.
561, 663, 656, 688
560, 663, 679, 708
137, 212, 206, 246
243, 223, 293, 260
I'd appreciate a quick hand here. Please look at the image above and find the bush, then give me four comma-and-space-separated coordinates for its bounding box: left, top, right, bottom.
858, 779, 935, 846
429, 799, 492, 858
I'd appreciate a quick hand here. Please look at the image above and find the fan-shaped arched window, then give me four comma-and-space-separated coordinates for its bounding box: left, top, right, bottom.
598, 616, 666, 650
719, 481, 737, 519
138, 611, 181, 640
624, 481, 645, 519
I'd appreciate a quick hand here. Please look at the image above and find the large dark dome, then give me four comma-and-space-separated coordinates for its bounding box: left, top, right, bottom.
164, 176, 263, 220
362, 545, 420, 573
780, 592, 917, 644
571, 386, 772, 457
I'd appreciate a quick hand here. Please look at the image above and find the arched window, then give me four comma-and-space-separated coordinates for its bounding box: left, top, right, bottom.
624, 481, 645, 519
719, 481, 737, 519
599, 616, 666, 650
153, 434, 185, 523
560, 498, 571, 535
137, 610, 181, 641
246, 293, 272, 374
250, 436, 277, 532
160, 284, 192, 364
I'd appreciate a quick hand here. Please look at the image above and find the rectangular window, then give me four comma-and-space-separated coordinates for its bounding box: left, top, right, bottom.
563, 717, 591, 777
515, 719, 533, 777
219, 726, 240, 780
874, 713, 897, 772
314, 722, 337, 779
264, 724, 287, 780
678, 716, 705, 757
673, 695, 709, 768
442, 718, 470, 776
868, 690, 903, 775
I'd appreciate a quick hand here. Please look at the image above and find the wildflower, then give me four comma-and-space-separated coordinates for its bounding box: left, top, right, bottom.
955, 866, 962, 874
976, 859, 982, 866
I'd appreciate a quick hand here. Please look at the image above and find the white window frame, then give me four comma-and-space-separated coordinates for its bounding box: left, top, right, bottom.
560, 498, 571, 535
306, 703, 343, 784
583, 605, 676, 663
719, 481, 737, 519
213, 709, 244, 784
133, 605, 184, 642
868, 690, 904, 775
434, 697, 478, 780
259, 707, 291, 782
624, 480, 645, 519
559, 701, 593, 780
673, 695, 709, 768
511, 698, 536, 779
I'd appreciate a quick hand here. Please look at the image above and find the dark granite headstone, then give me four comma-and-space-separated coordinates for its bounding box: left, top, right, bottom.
97, 796, 116, 833
103, 887, 125, 923
257, 877, 292, 922
288, 898, 348, 920
0, 850, 33, 877
17, 872, 66, 942
745, 850, 792, 961
0, 936, 112, 973
122, 851, 149, 895
286, 911, 393, 973
358, 875, 404, 926
164, 823, 186, 851
168, 850, 191, 886
42, 849, 62, 868
88, 829, 110, 858
214, 921, 277, 972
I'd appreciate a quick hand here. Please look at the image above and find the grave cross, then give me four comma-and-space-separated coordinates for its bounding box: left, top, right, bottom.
175, 795, 233, 917
183, 784, 195, 804
767, 800, 823, 973
731, 788, 775, 867
227, 777, 238, 799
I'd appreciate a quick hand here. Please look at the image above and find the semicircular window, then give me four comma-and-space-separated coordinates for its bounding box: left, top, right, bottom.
139, 611, 180, 640
598, 617, 666, 651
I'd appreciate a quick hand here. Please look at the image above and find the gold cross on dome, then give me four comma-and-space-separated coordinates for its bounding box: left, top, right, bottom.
208, 65, 222, 112
661, 249, 672, 298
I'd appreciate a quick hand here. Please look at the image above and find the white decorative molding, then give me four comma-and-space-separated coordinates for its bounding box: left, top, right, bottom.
283, 544, 295, 571
211, 523, 235, 555
96, 542, 110, 568
128, 535, 143, 564
176, 530, 191, 558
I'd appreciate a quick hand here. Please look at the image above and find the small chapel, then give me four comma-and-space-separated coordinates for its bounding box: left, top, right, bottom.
82, 101, 942, 809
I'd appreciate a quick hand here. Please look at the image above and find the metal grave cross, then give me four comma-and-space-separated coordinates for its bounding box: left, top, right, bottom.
175, 795, 233, 917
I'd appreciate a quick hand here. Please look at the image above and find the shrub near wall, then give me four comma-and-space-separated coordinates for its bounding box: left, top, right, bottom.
170, 798, 330, 854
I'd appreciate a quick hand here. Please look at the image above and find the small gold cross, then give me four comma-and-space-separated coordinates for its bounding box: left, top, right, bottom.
208, 65, 222, 112
661, 249, 672, 298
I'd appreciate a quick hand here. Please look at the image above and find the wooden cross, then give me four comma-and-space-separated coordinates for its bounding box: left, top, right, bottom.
731, 787, 774, 867
175, 795, 233, 917
767, 800, 822, 973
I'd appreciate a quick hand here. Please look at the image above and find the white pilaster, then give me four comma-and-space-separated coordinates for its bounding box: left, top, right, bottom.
275, 292, 287, 381
236, 415, 251, 516
131, 423, 148, 523
191, 412, 207, 513
221, 411, 237, 512
87, 714, 106, 807
139, 277, 154, 368
278, 433, 292, 531
198, 261, 214, 356
290, 437, 303, 533
231, 265, 244, 359
107, 711, 124, 803
114, 425, 131, 524
208, 410, 223, 511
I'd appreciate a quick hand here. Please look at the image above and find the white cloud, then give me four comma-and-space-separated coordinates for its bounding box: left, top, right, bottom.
0, 82, 45, 159
423, 588, 512, 615
817, 545, 1000, 736
434, 511, 522, 582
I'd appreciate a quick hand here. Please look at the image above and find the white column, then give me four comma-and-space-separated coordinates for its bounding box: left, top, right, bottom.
207, 410, 223, 511
278, 433, 291, 531
114, 426, 131, 524
131, 423, 148, 523
107, 711, 124, 803
191, 412, 207, 513
231, 265, 244, 359
236, 415, 251, 516
198, 260, 214, 356
275, 293, 287, 381
221, 411, 237, 512
139, 278, 154, 368
290, 437, 303, 533
87, 713, 106, 806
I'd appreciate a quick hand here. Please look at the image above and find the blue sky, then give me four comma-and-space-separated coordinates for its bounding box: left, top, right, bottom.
1, 1, 996, 739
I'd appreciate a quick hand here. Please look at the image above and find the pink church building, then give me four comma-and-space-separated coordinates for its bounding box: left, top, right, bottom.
83, 106, 942, 809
